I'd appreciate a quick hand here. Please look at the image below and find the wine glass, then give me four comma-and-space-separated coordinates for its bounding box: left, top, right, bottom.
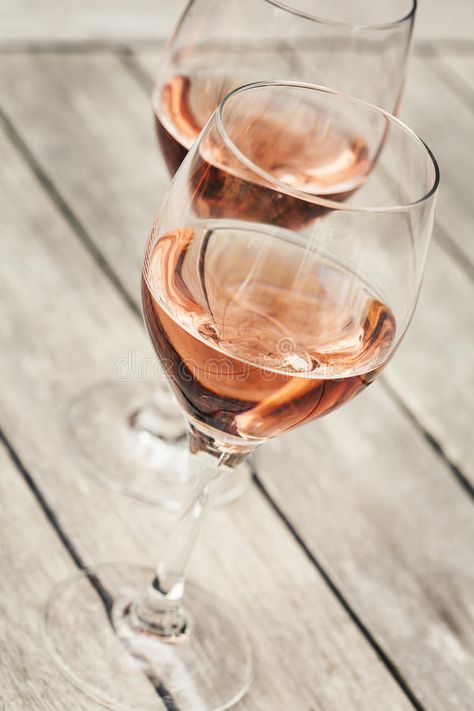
45, 81, 439, 711
68, 0, 417, 509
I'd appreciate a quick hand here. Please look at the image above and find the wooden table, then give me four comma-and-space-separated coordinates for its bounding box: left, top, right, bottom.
1, 2, 473, 709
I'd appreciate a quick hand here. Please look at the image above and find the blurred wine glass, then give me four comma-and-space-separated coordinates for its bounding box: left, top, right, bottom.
154, 0, 416, 175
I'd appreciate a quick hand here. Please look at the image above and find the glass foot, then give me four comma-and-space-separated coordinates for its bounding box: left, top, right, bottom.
67, 381, 251, 509
44, 563, 252, 711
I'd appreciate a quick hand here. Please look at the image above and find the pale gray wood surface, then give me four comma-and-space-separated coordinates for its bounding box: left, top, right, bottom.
0, 52, 165, 303
1, 0, 473, 43
0, 0, 188, 43
382, 237, 474, 486
1, 3, 474, 710
401, 57, 474, 268
255, 388, 474, 710
0, 441, 115, 710
415, 0, 474, 41
0, 129, 413, 709
438, 52, 474, 102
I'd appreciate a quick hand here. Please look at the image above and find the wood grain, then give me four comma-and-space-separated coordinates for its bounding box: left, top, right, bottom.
401, 56, 474, 268
0, 439, 150, 710
382, 237, 474, 487
0, 52, 165, 303
255, 385, 474, 711
414, 0, 474, 41
436, 52, 474, 102
0, 122, 412, 709
0, 0, 187, 43
1, 0, 473, 43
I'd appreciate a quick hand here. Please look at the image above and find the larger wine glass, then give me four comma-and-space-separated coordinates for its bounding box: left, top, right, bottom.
68, 0, 417, 509
45, 81, 438, 711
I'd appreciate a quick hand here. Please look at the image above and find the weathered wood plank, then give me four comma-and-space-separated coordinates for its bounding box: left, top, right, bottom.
0, 439, 155, 710
0, 122, 412, 708
401, 56, 474, 268
414, 0, 474, 41
382, 237, 474, 486
0, 53, 164, 303
0, 0, 187, 43
437, 52, 474, 99
255, 383, 474, 711
1, 0, 473, 43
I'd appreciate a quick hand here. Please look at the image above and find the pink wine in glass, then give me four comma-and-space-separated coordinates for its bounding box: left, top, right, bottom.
142, 223, 395, 443
153, 74, 371, 196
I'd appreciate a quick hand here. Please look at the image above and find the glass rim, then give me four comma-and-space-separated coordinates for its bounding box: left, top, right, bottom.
262, 0, 417, 31
214, 79, 440, 215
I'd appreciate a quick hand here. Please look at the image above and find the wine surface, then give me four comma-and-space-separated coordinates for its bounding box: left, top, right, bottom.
142, 223, 395, 443
153, 73, 370, 195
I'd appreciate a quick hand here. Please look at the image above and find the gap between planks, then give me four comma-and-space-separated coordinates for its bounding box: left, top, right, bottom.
0, 422, 423, 711
0, 426, 175, 710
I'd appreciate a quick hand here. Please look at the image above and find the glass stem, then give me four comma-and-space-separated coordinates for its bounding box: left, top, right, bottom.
128, 446, 234, 640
